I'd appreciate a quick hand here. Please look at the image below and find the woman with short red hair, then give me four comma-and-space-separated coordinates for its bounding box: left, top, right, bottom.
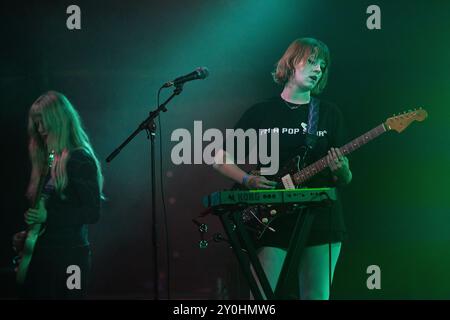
214, 38, 352, 300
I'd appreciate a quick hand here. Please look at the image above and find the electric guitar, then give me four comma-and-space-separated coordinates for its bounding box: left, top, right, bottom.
258, 108, 428, 189
15, 150, 55, 285
234, 109, 428, 236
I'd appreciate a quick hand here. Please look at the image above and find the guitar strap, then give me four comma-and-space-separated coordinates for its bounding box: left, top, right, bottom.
305, 96, 320, 149
296, 96, 320, 170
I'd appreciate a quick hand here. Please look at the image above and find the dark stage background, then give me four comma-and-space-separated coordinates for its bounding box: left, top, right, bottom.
1, 0, 449, 299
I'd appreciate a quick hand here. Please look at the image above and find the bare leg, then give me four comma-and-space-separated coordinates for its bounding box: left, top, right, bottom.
250, 243, 341, 300
250, 246, 286, 299
298, 242, 341, 300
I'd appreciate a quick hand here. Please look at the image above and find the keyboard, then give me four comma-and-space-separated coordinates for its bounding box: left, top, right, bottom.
202, 188, 336, 208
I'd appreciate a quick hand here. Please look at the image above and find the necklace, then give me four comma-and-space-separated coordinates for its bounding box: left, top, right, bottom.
283, 100, 304, 110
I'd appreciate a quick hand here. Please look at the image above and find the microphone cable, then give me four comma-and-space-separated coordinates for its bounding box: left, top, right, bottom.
157, 86, 171, 300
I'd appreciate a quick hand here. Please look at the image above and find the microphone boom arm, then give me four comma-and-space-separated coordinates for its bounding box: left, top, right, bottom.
106, 85, 183, 163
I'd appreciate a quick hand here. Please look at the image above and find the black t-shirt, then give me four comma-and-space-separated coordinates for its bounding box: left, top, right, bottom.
37, 148, 101, 248
232, 96, 348, 248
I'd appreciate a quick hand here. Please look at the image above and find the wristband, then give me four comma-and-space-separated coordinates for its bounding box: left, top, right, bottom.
242, 174, 250, 186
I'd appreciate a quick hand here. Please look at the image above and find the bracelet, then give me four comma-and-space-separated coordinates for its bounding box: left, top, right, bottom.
242, 174, 250, 186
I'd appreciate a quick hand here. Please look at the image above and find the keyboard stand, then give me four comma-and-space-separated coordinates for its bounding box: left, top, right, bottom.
216, 205, 315, 300
274, 206, 313, 298
219, 208, 274, 299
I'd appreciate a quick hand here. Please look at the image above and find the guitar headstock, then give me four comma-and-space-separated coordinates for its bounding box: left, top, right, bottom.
385, 108, 428, 133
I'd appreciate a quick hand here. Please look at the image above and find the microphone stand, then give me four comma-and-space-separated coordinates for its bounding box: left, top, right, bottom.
106, 84, 184, 300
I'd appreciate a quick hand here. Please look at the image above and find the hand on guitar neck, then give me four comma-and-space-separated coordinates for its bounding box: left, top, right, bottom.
326, 147, 352, 185
24, 198, 47, 225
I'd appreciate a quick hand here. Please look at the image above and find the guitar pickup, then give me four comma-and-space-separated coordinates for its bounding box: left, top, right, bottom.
281, 174, 295, 190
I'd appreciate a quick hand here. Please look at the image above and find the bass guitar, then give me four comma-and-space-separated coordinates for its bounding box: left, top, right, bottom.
15, 150, 55, 285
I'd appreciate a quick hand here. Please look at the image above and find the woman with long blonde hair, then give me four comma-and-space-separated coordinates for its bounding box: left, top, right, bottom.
15, 90, 103, 299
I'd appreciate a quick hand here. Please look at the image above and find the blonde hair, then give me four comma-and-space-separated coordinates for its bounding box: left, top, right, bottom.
272, 37, 331, 95
26, 91, 104, 201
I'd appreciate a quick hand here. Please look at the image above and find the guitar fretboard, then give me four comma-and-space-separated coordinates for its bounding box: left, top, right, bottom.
293, 123, 387, 185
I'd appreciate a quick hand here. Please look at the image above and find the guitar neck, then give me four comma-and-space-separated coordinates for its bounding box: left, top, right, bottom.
32, 151, 55, 208
293, 123, 387, 185
32, 174, 47, 209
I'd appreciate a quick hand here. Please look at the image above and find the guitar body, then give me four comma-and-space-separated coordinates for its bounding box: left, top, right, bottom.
230, 150, 309, 238
231, 149, 305, 191
16, 223, 43, 284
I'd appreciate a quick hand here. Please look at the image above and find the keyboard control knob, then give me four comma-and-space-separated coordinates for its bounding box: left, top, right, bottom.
270, 209, 277, 216
262, 218, 269, 224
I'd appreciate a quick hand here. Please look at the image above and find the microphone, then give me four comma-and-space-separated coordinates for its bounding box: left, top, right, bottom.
163, 67, 209, 88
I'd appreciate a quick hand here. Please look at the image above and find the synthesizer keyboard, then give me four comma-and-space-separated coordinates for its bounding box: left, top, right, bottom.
202, 188, 336, 208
